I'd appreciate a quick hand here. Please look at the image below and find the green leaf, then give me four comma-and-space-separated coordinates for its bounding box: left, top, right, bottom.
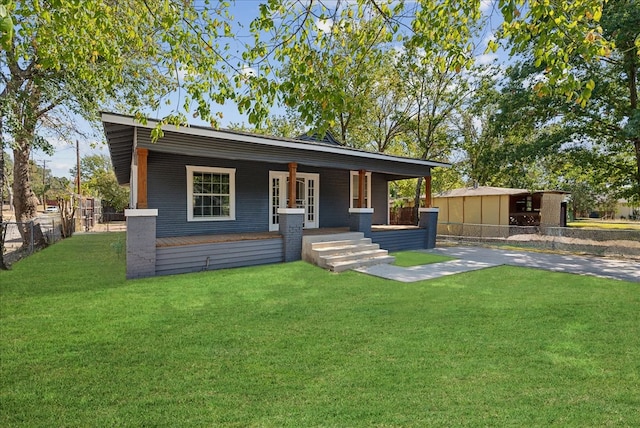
593, 7, 602, 22
0, 12, 13, 48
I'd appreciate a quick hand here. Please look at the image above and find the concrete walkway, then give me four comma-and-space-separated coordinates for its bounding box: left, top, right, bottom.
355, 246, 640, 283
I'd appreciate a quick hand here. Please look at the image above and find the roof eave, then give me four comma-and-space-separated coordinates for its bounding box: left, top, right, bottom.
100, 112, 451, 170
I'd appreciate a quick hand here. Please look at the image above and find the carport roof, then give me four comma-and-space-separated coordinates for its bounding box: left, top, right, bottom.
101, 112, 450, 185
435, 186, 569, 198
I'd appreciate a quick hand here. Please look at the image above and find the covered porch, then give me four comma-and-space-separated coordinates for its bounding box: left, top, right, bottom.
103, 113, 447, 278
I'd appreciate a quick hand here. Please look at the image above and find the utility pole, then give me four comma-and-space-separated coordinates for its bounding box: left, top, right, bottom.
42, 159, 47, 209
76, 140, 81, 196
76, 140, 82, 231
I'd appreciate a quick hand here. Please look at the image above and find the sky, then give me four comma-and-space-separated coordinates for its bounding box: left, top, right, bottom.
22, 0, 506, 179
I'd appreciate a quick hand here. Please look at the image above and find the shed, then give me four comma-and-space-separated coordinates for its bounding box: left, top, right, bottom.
433, 186, 568, 234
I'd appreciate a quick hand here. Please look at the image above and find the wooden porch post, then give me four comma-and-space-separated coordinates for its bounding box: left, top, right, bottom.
136, 148, 149, 209
358, 169, 366, 208
424, 175, 432, 208
288, 162, 297, 208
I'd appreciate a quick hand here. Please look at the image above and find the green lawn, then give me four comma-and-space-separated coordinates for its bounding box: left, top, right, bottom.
1, 234, 638, 427
568, 220, 640, 230
391, 250, 456, 267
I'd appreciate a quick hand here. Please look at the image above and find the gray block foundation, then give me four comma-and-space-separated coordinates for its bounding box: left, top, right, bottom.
419, 208, 439, 249
278, 208, 304, 262
349, 208, 373, 238
125, 209, 158, 279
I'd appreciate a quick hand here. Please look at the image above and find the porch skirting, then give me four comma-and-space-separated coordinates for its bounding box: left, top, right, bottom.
124, 226, 437, 278
156, 238, 283, 276
370, 227, 427, 252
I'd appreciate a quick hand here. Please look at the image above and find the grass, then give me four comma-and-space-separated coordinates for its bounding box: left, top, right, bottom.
391, 250, 456, 267
568, 220, 640, 230
1, 233, 639, 427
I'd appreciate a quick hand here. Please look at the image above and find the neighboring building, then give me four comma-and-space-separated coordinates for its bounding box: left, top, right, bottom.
433, 186, 568, 236
615, 199, 639, 220
102, 113, 448, 278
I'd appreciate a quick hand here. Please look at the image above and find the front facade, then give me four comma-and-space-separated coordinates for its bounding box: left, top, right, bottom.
144, 152, 393, 238
103, 113, 448, 278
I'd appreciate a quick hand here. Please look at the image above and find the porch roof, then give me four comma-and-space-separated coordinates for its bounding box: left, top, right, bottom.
102, 112, 450, 185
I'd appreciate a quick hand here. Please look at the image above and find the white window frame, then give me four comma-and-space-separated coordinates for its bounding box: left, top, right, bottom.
349, 171, 372, 209
186, 165, 236, 222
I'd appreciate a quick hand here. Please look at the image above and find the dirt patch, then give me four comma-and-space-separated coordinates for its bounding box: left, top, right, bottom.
507, 234, 640, 259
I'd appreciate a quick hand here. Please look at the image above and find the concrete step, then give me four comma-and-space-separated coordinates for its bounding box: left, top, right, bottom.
302, 232, 365, 246
328, 255, 396, 273
312, 242, 380, 257
301, 231, 394, 272
302, 232, 365, 264
310, 238, 372, 250
319, 249, 390, 268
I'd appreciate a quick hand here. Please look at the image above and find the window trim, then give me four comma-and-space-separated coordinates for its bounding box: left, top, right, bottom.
349, 171, 372, 209
186, 165, 236, 222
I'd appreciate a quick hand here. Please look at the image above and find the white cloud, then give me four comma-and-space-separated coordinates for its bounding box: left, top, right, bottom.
316, 18, 334, 34
480, 0, 495, 14
475, 53, 498, 65
240, 65, 257, 78
522, 72, 547, 89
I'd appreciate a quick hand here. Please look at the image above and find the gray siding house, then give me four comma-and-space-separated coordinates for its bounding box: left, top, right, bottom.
102, 112, 447, 278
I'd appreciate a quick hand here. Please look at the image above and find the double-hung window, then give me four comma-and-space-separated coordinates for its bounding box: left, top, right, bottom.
186, 166, 236, 221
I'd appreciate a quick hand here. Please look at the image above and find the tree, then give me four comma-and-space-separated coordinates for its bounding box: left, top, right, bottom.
1, 0, 619, 252
491, 0, 640, 202
594, 0, 640, 201
395, 52, 473, 221
272, 15, 392, 146
0, 148, 11, 269
72, 154, 129, 212
71, 154, 113, 184
1, 150, 13, 212
1, 1, 240, 248
0, 2, 145, 244
242, 1, 484, 141
228, 108, 308, 139
86, 170, 129, 213
355, 54, 414, 153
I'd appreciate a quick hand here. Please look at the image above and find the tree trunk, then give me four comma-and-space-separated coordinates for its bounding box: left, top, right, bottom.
60, 197, 76, 238
627, 55, 640, 203
5, 180, 13, 212
634, 137, 640, 202
0, 149, 7, 270
12, 141, 46, 248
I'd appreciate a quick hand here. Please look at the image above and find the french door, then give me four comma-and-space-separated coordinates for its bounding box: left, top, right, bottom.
269, 171, 319, 231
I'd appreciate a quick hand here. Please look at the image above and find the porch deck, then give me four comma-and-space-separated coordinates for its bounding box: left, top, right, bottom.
156, 226, 420, 248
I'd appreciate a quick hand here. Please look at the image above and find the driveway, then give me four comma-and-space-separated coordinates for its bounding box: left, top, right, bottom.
429, 246, 639, 283
356, 246, 640, 283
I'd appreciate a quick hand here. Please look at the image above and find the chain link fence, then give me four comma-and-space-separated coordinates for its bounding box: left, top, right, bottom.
437, 222, 640, 258
1, 217, 66, 263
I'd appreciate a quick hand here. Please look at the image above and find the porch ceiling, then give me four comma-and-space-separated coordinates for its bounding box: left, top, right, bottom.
102, 112, 450, 185
104, 122, 134, 185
